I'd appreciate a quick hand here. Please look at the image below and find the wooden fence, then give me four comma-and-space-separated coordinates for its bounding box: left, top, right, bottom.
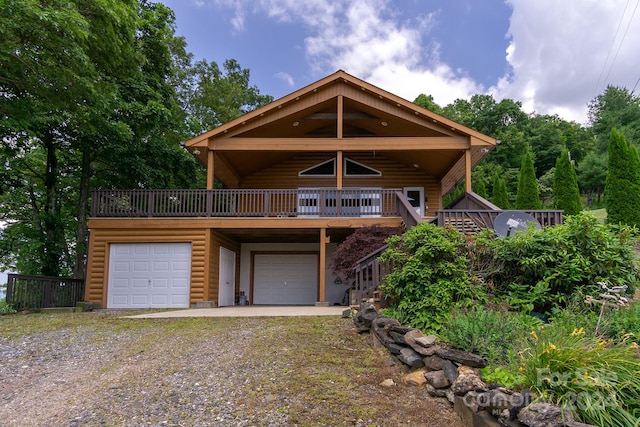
6, 274, 85, 310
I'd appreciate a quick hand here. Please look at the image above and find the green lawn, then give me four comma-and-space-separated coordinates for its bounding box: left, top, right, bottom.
585, 207, 607, 222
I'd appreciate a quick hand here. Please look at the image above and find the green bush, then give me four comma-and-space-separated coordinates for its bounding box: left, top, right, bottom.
489, 213, 640, 313
603, 301, 640, 344
379, 223, 486, 332
443, 306, 542, 367
519, 323, 640, 426
546, 296, 600, 336
0, 300, 16, 315
480, 366, 522, 390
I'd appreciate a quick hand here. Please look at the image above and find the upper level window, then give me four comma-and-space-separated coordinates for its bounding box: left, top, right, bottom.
299, 157, 381, 177
345, 159, 381, 176
299, 158, 335, 176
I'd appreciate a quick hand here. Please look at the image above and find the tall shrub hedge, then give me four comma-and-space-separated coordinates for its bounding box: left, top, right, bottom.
380, 213, 639, 330
379, 223, 486, 331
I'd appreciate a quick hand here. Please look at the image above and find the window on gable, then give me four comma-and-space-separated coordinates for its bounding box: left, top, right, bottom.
299, 158, 336, 176
345, 159, 381, 176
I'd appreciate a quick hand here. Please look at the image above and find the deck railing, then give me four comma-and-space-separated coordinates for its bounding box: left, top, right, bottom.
434, 209, 563, 234
6, 274, 85, 310
395, 190, 422, 229
91, 188, 402, 218
352, 244, 392, 306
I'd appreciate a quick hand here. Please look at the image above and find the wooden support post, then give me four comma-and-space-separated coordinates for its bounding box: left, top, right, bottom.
316, 228, 330, 306
337, 150, 343, 189
207, 149, 215, 190
337, 95, 343, 139
202, 230, 211, 302
465, 149, 472, 192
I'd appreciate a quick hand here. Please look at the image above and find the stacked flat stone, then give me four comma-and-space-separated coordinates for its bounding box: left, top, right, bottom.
352, 303, 595, 427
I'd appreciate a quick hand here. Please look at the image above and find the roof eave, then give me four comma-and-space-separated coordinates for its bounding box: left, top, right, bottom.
184, 70, 497, 148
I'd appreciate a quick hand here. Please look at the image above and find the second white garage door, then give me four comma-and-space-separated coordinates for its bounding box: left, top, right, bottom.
108, 243, 191, 308
253, 254, 318, 305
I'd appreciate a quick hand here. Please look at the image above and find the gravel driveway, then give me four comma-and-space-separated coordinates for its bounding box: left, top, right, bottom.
0, 311, 464, 427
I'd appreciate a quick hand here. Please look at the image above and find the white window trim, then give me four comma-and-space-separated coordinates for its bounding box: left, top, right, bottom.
298, 157, 382, 177
298, 158, 336, 177
344, 158, 382, 176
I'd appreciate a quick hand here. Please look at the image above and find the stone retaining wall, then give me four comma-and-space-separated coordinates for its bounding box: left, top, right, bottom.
350, 303, 595, 427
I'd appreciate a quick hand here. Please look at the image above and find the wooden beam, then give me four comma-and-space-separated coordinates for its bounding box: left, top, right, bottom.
465, 149, 472, 192
440, 152, 465, 196
213, 152, 240, 188
206, 149, 215, 190
203, 230, 211, 301
336, 150, 343, 189
337, 95, 343, 139
208, 136, 470, 151
87, 217, 404, 230
318, 228, 328, 303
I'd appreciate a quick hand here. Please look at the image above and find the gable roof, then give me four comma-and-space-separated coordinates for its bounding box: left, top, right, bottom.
184, 70, 497, 194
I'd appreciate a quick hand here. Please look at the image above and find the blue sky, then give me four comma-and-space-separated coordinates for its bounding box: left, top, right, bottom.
166, 1, 637, 123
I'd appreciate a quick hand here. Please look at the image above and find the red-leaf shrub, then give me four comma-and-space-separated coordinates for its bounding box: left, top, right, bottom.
331, 225, 403, 282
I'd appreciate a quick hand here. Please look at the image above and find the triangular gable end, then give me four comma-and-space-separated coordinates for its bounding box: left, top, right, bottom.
185, 70, 496, 148
183, 70, 498, 193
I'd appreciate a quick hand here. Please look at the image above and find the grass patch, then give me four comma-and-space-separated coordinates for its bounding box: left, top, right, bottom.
586, 207, 607, 222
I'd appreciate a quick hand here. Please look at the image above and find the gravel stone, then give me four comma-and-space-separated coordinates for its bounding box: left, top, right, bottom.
0, 313, 465, 426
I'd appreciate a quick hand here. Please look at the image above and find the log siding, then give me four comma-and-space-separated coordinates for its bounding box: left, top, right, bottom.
84, 228, 208, 308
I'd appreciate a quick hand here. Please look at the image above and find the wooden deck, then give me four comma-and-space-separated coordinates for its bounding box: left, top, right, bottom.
91, 188, 407, 219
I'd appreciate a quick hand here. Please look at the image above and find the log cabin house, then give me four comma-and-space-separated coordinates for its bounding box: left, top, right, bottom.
84, 70, 559, 309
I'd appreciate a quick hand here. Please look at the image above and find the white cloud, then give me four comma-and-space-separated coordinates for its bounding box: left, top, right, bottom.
251, 0, 483, 106
199, 0, 640, 123
274, 71, 295, 87
493, 0, 640, 123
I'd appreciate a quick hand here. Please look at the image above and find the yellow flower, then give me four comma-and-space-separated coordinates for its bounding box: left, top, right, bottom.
519, 366, 525, 372
530, 331, 538, 340
571, 327, 585, 336
548, 343, 557, 351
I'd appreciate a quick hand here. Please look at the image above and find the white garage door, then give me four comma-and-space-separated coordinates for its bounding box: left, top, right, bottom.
253, 254, 317, 305
108, 243, 191, 308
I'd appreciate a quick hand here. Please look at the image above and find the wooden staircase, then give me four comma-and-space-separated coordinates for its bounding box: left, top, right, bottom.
443, 217, 484, 235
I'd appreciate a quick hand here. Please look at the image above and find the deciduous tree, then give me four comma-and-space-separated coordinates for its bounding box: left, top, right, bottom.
589, 86, 640, 153
0, 1, 261, 278
577, 152, 607, 206
185, 59, 273, 135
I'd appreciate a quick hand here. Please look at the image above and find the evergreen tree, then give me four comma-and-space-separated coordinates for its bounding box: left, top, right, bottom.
553, 149, 582, 215
629, 145, 640, 187
474, 179, 488, 199
491, 172, 510, 209
605, 129, 640, 225
515, 147, 542, 209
